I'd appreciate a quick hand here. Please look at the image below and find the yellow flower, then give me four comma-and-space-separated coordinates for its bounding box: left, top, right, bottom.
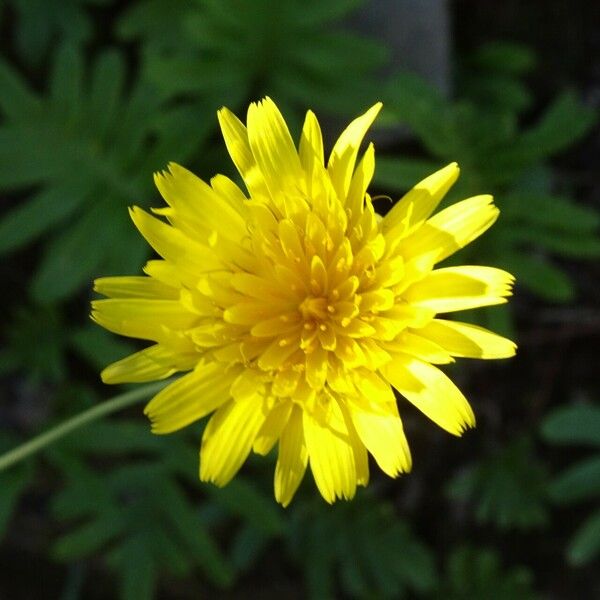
92, 98, 516, 506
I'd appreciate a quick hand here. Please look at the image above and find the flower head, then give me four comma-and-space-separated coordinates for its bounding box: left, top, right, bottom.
92, 98, 515, 505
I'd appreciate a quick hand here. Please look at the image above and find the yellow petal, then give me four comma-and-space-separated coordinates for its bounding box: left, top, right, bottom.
154, 163, 246, 241
385, 331, 454, 364
230, 272, 290, 301
129, 206, 223, 276
299, 109, 324, 177
417, 319, 517, 359
101, 344, 192, 384
347, 396, 411, 477
275, 404, 308, 507
200, 395, 269, 486
142, 259, 183, 288
403, 265, 515, 312
253, 400, 293, 455
217, 106, 269, 199
402, 195, 499, 263
246, 97, 304, 200
305, 343, 328, 390
381, 355, 475, 435
346, 142, 375, 221
91, 298, 197, 340
93, 276, 178, 299
209, 173, 249, 217
303, 396, 357, 503
338, 400, 370, 487
328, 103, 382, 200
144, 362, 237, 434
383, 162, 459, 234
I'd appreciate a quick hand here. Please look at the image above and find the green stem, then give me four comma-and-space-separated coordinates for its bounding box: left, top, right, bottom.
0, 380, 171, 471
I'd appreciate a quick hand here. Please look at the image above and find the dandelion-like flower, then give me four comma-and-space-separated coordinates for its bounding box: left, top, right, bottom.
92, 98, 516, 505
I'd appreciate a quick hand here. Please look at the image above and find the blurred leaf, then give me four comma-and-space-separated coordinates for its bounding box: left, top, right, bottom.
548, 456, 600, 504
373, 157, 443, 192
0, 43, 211, 302
204, 478, 285, 536
288, 493, 437, 599
447, 437, 549, 530
437, 546, 538, 600
0, 433, 33, 540
30, 200, 121, 303
470, 42, 537, 75
116, 536, 157, 600
541, 403, 600, 447
117, 0, 190, 52
230, 524, 272, 573
51, 449, 234, 595
501, 253, 575, 302
68, 325, 136, 372
4, 304, 67, 383
497, 224, 600, 259
541, 402, 600, 566
568, 508, 600, 566
48, 419, 289, 595
0, 184, 90, 256
9, 0, 109, 67
501, 192, 600, 233
494, 92, 596, 172
381, 42, 599, 321
460, 74, 532, 114
127, 0, 385, 118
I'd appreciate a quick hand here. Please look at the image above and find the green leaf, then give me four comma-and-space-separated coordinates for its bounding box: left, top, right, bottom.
501, 253, 575, 302
549, 455, 600, 504
567, 508, 600, 566
0, 59, 40, 119
373, 157, 444, 192
30, 200, 121, 303
87, 50, 126, 142
205, 478, 285, 536
52, 512, 125, 561
470, 42, 537, 75
117, 0, 191, 48
497, 224, 600, 259
0, 183, 90, 256
541, 404, 600, 447
291, 0, 363, 27
383, 73, 451, 155
156, 480, 234, 588
4, 304, 68, 383
136, 0, 384, 119
438, 546, 537, 600
68, 325, 136, 372
494, 92, 596, 170
289, 494, 436, 598
0, 42, 203, 304
58, 419, 161, 456
115, 536, 158, 600
501, 192, 600, 233
541, 402, 600, 567
49, 43, 84, 121
230, 525, 272, 573
462, 74, 532, 113
10, 0, 108, 67
0, 434, 33, 539
522, 91, 596, 153
447, 437, 549, 530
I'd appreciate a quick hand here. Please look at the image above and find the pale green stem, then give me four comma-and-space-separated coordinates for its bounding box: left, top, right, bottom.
0, 380, 170, 471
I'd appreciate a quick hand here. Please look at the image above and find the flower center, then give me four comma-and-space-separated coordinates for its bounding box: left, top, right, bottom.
299, 296, 328, 321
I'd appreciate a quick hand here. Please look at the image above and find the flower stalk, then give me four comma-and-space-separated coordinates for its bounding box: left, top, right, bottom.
0, 380, 171, 471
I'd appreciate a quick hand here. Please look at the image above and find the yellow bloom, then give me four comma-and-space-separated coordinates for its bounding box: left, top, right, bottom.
92, 98, 516, 506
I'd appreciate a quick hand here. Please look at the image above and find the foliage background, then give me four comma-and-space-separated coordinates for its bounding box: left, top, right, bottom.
0, 0, 599, 598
